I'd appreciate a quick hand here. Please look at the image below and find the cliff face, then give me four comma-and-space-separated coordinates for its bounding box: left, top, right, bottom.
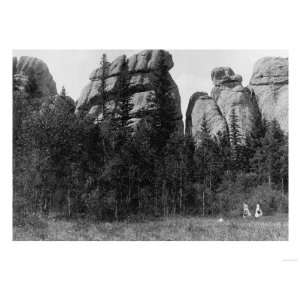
13, 56, 76, 115
13, 56, 57, 97
186, 57, 288, 144
13, 53, 288, 147
211, 67, 260, 140
76, 50, 183, 134
186, 66, 260, 142
185, 92, 228, 138
249, 57, 288, 133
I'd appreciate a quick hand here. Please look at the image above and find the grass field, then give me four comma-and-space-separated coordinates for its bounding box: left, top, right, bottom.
13, 213, 288, 241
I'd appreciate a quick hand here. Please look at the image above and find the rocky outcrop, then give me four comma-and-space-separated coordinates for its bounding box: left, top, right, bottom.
186, 66, 261, 144
76, 50, 183, 134
211, 66, 243, 87
211, 67, 260, 140
185, 92, 228, 138
249, 57, 288, 132
13, 56, 75, 116
13, 56, 57, 97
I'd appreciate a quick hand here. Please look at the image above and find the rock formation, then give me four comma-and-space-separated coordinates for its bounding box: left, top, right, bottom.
186, 66, 261, 143
76, 50, 183, 134
185, 92, 228, 138
211, 67, 260, 140
12, 53, 288, 148
13, 56, 57, 97
249, 57, 288, 133
13, 56, 76, 117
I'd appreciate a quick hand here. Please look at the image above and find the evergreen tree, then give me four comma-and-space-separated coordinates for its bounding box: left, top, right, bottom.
111, 67, 135, 219
216, 130, 231, 174
250, 119, 287, 187
193, 115, 225, 215
60, 86, 66, 98
184, 133, 196, 181
195, 113, 211, 146
99, 53, 109, 119
149, 66, 177, 154
99, 62, 136, 220
240, 112, 268, 173
118, 69, 134, 129
228, 108, 243, 172
263, 119, 287, 187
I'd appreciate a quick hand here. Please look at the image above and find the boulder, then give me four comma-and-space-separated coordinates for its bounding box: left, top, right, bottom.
127, 49, 174, 72
249, 57, 288, 132
76, 50, 183, 134
13, 56, 57, 97
211, 67, 259, 140
185, 92, 228, 139
211, 66, 242, 86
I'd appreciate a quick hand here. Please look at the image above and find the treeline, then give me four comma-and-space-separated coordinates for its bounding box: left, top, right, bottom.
13, 55, 288, 221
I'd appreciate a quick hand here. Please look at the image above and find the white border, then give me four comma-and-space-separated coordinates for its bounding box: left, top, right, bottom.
1, 1, 299, 299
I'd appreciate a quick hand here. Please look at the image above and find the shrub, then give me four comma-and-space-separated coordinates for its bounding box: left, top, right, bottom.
216, 181, 288, 216
246, 184, 288, 214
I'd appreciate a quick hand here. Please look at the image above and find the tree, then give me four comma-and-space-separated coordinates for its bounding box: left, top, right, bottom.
99, 53, 109, 119
240, 112, 268, 173
193, 115, 224, 215
216, 130, 231, 175
149, 67, 177, 154
118, 68, 134, 128
259, 119, 287, 187
228, 108, 243, 173
97, 53, 111, 165
60, 86, 66, 98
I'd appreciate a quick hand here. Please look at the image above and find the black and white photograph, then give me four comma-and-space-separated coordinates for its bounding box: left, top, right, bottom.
12, 49, 289, 241
1, 1, 300, 300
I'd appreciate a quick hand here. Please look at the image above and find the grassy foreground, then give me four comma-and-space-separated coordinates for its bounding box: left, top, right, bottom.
13, 213, 288, 241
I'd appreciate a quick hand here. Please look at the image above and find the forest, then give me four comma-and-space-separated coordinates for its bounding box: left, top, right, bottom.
13, 54, 289, 224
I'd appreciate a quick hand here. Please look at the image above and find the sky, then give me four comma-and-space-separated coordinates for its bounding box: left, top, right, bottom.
13, 49, 288, 118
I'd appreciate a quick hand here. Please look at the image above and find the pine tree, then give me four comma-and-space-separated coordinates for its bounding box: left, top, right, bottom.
216, 130, 231, 174
250, 119, 287, 189
184, 133, 196, 180
60, 86, 66, 98
263, 119, 286, 187
241, 112, 267, 173
193, 115, 224, 215
99, 53, 109, 119
101, 61, 136, 220
149, 65, 177, 154
117, 68, 134, 129
194, 114, 212, 182
195, 114, 211, 146
141, 61, 178, 216
229, 108, 243, 172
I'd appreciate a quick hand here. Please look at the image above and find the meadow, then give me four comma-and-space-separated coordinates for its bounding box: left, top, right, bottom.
13, 213, 288, 241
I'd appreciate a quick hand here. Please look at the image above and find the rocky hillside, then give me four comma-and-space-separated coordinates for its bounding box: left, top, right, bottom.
249, 57, 288, 133
13, 56, 75, 113
186, 57, 288, 142
13, 56, 57, 97
13, 53, 288, 143
185, 91, 227, 138
76, 50, 183, 134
